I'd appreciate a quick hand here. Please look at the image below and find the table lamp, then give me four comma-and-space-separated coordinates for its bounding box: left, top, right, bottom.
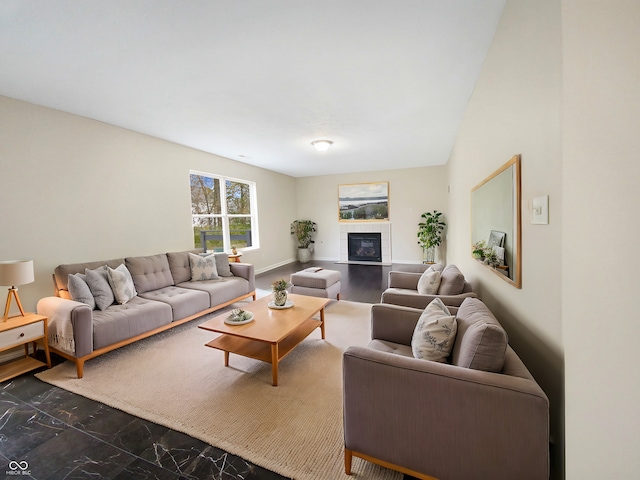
0, 260, 34, 321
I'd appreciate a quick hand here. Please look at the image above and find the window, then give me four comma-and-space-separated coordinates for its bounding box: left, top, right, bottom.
190, 172, 258, 252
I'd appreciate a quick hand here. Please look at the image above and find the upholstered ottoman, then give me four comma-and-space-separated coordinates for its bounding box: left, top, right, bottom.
290, 267, 341, 300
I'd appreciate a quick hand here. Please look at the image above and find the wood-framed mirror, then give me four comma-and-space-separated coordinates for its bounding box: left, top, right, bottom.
471, 154, 522, 288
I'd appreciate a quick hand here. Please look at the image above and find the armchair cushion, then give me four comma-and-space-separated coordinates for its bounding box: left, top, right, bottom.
451, 298, 508, 372
438, 264, 466, 295
411, 298, 457, 362
368, 339, 413, 357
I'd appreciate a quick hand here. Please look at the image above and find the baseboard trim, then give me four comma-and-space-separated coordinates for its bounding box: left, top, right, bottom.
254, 258, 297, 275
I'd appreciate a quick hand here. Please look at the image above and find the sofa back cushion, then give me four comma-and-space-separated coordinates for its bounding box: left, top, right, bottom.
451, 298, 508, 372
437, 264, 466, 295
125, 254, 174, 294
166, 251, 193, 284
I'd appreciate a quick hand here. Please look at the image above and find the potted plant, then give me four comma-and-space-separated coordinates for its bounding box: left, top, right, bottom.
271, 279, 290, 307
417, 211, 446, 263
290, 220, 317, 263
482, 247, 499, 267
471, 241, 501, 268
472, 240, 487, 260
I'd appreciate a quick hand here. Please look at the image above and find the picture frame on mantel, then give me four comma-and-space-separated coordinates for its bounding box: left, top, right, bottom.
338, 182, 389, 221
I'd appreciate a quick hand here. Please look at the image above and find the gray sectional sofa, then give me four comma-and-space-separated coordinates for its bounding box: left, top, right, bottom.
37, 250, 255, 378
343, 297, 549, 479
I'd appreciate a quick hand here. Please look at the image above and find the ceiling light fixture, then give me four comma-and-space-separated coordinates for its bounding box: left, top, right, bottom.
311, 140, 333, 152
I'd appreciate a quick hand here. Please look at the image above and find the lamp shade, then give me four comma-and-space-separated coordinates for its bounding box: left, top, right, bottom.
0, 260, 35, 287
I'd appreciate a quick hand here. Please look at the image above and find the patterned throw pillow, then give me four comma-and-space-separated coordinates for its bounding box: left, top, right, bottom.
84, 266, 115, 311
67, 273, 96, 309
411, 298, 457, 362
189, 253, 219, 281
417, 270, 441, 294
107, 264, 137, 304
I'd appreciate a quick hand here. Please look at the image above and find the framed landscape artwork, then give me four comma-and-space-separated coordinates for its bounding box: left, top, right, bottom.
338, 182, 389, 221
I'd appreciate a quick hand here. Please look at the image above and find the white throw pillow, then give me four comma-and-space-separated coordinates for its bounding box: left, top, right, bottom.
107, 264, 137, 304
417, 270, 441, 295
411, 298, 457, 362
189, 253, 219, 281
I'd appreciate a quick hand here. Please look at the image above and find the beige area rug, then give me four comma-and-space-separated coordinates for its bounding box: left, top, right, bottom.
36, 299, 402, 480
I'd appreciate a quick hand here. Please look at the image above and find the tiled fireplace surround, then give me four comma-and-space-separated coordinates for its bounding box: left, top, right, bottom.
339, 223, 391, 264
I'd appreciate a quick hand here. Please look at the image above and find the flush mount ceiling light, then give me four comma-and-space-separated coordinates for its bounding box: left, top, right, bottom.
311, 140, 333, 152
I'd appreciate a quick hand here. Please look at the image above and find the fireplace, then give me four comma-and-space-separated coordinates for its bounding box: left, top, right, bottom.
348, 233, 382, 262
339, 223, 391, 264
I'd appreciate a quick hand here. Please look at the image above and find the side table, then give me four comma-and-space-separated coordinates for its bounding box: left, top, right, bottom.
228, 253, 243, 263
0, 313, 51, 382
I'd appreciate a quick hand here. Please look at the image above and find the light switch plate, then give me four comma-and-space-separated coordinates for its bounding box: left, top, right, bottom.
531, 195, 549, 224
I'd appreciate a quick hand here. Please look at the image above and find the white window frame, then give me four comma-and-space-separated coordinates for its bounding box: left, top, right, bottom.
190, 170, 259, 252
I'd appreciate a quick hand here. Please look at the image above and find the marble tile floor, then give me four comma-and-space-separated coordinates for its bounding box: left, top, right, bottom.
1, 360, 286, 479
1, 261, 420, 479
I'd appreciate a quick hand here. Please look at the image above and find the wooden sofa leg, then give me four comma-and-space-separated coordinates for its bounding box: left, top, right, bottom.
76, 360, 85, 379
344, 448, 353, 475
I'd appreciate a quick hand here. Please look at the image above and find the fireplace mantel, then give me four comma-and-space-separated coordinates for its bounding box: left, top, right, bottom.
339, 223, 391, 264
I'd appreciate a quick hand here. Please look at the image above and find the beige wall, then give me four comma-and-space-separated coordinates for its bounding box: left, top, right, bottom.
0, 96, 297, 312
446, 0, 564, 477
562, 1, 640, 478
294, 166, 449, 264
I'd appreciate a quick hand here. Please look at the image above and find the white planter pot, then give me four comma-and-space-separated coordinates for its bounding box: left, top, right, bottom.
297, 247, 311, 263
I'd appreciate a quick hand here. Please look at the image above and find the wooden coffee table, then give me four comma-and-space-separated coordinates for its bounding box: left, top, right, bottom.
198, 294, 331, 386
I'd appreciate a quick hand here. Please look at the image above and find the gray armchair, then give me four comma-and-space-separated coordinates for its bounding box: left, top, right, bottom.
381, 263, 477, 309
343, 299, 549, 480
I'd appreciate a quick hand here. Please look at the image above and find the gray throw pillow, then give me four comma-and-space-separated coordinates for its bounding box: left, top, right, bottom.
85, 266, 115, 311
67, 273, 96, 309
214, 253, 233, 277
451, 298, 508, 372
107, 264, 137, 304
438, 265, 466, 295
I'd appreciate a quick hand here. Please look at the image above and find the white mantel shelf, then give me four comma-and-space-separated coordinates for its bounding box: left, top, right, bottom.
339, 223, 391, 265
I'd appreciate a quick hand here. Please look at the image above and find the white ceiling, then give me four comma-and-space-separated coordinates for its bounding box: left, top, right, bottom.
0, 1, 505, 177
